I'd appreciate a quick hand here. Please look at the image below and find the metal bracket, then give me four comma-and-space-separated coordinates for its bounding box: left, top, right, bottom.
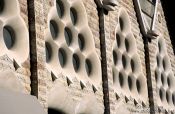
95, 0, 117, 11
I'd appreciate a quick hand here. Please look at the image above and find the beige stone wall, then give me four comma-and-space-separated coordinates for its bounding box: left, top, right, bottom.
106, 0, 149, 113
0, 0, 175, 114
0, 0, 30, 94
106, 0, 175, 113
43, 0, 104, 113
148, 1, 175, 113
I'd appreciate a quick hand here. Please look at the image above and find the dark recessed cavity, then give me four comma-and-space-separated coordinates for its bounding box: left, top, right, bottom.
78, 34, 85, 51
64, 27, 72, 46
0, 0, 4, 13
155, 71, 159, 83
136, 79, 141, 93
167, 76, 171, 87
116, 34, 121, 48
128, 76, 133, 91
161, 73, 165, 85
122, 54, 127, 69
58, 48, 67, 67
48, 108, 66, 114
70, 7, 78, 25
166, 91, 170, 103
85, 59, 92, 76
119, 72, 124, 87
3, 26, 15, 49
159, 88, 163, 101
158, 41, 162, 53
119, 17, 124, 31
72, 54, 80, 72
113, 50, 118, 65
50, 20, 58, 39
45, 42, 52, 63
56, 0, 64, 18
156, 55, 161, 68
125, 38, 130, 52
131, 59, 137, 73
172, 94, 175, 105
162, 58, 166, 70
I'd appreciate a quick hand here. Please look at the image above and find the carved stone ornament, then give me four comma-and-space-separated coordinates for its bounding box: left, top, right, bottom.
134, 0, 159, 39
95, 0, 117, 11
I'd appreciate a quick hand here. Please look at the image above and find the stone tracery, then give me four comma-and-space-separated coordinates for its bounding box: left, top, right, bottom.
154, 37, 175, 110
0, 0, 29, 65
45, 0, 102, 89
112, 8, 148, 103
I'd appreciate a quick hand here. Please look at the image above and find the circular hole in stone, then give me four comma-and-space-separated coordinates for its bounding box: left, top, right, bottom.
119, 17, 124, 31
3, 26, 15, 49
166, 91, 170, 104
122, 54, 127, 69
64, 27, 72, 46
0, 0, 4, 13
85, 59, 92, 76
131, 59, 135, 71
136, 79, 141, 93
162, 58, 166, 70
131, 58, 137, 73
45, 42, 52, 63
116, 34, 121, 48
50, 20, 58, 39
72, 54, 80, 72
155, 71, 158, 83
56, 0, 64, 18
113, 50, 118, 65
161, 73, 165, 85
172, 93, 175, 105
58, 48, 67, 68
119, 72, 124, 87
125, 38, 130, 52
167, 76, 171, 88
128, 75, 133, 91
78, 34, 85, 51
159, 88, 164, 101
70, 7, 78, 25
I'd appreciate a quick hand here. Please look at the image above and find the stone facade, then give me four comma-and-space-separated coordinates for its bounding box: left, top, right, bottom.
0, 0, 174, 114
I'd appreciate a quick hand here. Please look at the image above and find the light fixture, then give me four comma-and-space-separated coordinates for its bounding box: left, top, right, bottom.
134, 0, 159, 39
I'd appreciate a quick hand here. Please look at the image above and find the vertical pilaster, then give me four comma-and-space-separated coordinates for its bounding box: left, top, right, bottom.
27, 0, 47, 109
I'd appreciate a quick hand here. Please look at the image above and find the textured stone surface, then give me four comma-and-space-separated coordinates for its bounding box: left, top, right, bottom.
0, 0, 174, 114
0, 0, 30, 95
